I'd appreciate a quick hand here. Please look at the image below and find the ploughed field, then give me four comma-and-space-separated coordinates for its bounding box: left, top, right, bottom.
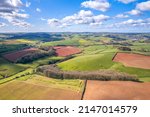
83, 80, 150, 100
3, 48, 39, 62
53, 46, 81, 57
113, 53, 150, 69
0, 75, 83, 100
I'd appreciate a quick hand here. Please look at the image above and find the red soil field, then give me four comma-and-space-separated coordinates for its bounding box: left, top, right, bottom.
83, 80, 150, 100
113, 53, 150, 69
53, 46, 81, 57
3, 48, 39, 62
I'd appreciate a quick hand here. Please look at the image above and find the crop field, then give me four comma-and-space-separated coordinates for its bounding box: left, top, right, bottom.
0, 75, 84, 100
54, 46, 82, 57
113, 53, 150, 69
83, 80, 150, 100
3, 48, 39, 62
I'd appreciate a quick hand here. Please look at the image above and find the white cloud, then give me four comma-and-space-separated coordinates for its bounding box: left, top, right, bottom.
0, 22, 6, 27
117, 0, 136, 4
0, 0, 30, 28
47, 10, 109, 27
0, 0, 23, 13
10, 19, 31, 27
0, 12, 29, 21
93, 14, 109, 22
136, 1, 150, 11
110, 19, 150, 28
81, 0, 110, 12
115, 14, 129, 18
127, 9, 141, 15
78, 10, 93, 17
36, 8, 41, 12
121, 19, 144, 25
26, 1, 31, 7
47, 18, 61, 26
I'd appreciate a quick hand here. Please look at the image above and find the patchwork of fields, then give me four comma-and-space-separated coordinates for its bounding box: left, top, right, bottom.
0, 33, 150, 100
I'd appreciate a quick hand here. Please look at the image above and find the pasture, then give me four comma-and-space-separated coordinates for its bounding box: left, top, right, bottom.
0, 58, 26, 78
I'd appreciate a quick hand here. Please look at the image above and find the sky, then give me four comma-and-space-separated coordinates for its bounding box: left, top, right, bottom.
0, 0, 150, 32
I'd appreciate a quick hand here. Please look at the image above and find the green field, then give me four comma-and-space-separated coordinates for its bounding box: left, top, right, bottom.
42, 39, 80, 46
131, 42, 150, 55
0, 43, 28, 55
0, 58, 27, 78
58, 46, 150, 82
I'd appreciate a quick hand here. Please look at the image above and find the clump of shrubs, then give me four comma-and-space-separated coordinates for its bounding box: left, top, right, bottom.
37, 65, 139, 82
118, 46, 132, 51
16, 49, 55, 63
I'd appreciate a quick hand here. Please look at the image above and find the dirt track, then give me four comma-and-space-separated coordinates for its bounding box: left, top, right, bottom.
113, 53, 150, 69
83, 80, 150, 100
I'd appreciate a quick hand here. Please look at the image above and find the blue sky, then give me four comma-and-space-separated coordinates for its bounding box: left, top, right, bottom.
0, 0, 150, 32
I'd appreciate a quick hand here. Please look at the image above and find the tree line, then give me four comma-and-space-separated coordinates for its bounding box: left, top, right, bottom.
37, 65, 139, 82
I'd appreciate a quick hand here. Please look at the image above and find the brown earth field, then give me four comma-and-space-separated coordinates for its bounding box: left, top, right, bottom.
53, 46, 81, 57
0, 80, 82, 100
2, 48, 39, 62
83, 80, 150, 100
113, 52, 150, 69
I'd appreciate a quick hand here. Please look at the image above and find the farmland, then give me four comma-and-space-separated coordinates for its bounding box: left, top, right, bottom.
0, 75, 83, 100
83, 80, 150, 100
0, 32, 150, 100
54, 46, 81, 57
3, 48, 39, 62
0, 58, 26, 78
113, 53, 150, 69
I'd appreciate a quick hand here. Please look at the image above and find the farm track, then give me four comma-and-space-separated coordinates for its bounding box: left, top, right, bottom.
81, 80, 87, 100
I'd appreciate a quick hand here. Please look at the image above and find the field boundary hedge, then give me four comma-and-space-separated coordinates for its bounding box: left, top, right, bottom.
37, 65, 139, 82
